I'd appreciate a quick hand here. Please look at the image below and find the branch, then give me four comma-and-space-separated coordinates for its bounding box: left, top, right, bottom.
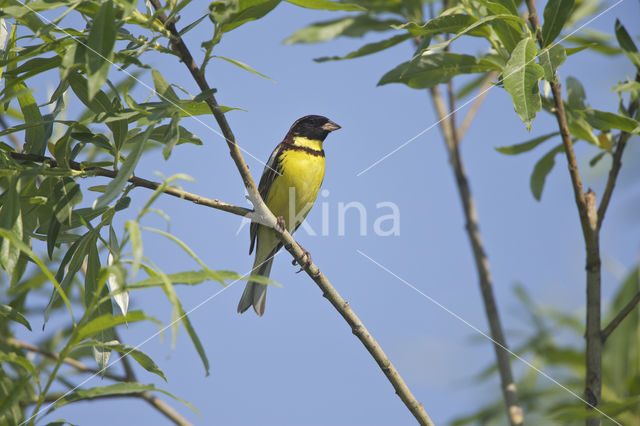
602, 290, 640, 342
430, 85, 523, 426
457, 72, 498, 140
596, 71, 640, 231
8, 152, 255, 219
7, 337, 193, 426
146, 2, 434, 424
525, 1, 602, 422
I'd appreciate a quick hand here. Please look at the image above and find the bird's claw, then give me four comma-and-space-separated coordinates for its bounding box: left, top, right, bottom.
293, 249, 312, 273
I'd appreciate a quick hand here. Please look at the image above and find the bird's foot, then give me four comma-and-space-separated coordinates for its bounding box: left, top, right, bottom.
275, 216, 286, 233
292, 244, 312, 273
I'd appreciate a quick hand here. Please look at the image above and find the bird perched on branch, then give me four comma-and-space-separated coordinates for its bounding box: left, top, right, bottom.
238, 115, 341, 316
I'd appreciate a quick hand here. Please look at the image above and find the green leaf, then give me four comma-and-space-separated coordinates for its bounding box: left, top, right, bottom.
378, 52, 498, 89
86, 0, 116, 100
423, 14, 523, 52
78, 340, 166, 381
583, 109, 639, 133
84, 243, 115, 371
0, 176, 23, 274
503, 38, 544, 129
162, 113, 181, 160
530, 144, 564, 200
53, 382, 198, 414
614, 19, 640, 69
76, 311, 146, 341
52, 127, 73, 169
151, 69, 179, 104
395, 14, 486, 37
17, 84, 46, 155
214, 55, 274, 81
215, 0, 281, 34
52, 177, 83, 224
126, 220, 143, 279
0, 304, 32, 330
0, 228, 74, 320
285, 0, 364, 11
495, 131, 560, 154
538, 44, 566, 82
315, 33, 411, 62
284, 16, 401, 44
93, 125, 153, 209
541, 0, 574, 47
566, 76, 586, 110
146, 125, 202, 146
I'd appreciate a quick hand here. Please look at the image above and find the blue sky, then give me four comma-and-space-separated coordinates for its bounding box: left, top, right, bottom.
12, 0, 640, 424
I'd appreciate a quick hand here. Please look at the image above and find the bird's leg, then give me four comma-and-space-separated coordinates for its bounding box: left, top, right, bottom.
292, 242, 312, 273
275, 216, 287, 233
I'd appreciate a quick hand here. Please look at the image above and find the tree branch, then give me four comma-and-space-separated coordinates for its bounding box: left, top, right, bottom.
602, 290, 640, 342
430, 85, 523, 426
8, 152, 255, 219
525, 2, 602, 423
457, 72, 498, 140
144, 2, 434, 424
7, 337, 193, 426
596, 71, 640, 231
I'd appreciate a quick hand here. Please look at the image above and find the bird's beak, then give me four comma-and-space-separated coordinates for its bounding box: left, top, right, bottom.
322, 120, 341, 132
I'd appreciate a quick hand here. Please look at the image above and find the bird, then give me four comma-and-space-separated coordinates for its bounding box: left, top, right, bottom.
237, 115, 341, 316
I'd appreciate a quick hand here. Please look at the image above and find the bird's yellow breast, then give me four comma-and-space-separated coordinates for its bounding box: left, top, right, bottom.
265, 147, 325, 232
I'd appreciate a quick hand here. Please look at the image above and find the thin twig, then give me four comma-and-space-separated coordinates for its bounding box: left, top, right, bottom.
602, 290, 640, 342
457, 72, 498, 140
7, 337, 193, 426
596, 71, 640, 231
525, 2, 602, 423
145, 2, 434, 424
430, 85, 523, 426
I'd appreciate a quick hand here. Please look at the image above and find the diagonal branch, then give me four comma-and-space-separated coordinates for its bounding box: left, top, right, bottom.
143, 2, 434, 424
457, 72, 498, 140
430, 84, 523, 426
601, 290, 640, 342
7, 337, 193, 426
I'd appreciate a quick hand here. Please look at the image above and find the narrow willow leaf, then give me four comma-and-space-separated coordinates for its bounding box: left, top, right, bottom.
284, 16, 401, 44
53, 127, 73, 169
107, 253, 129, 316
0, 304, 32, 330
215, 55, 274, 81
85, 243, 115, 371
614, 19, 640, 68
52, 177, 83, 224
151, 69, 179, 104
214, 0, 281, 34
129, 270, 225, 289
0, 228, 74, 320
146, 124, 202, 146
78, 340, 166, 381
541, 0, 575, 47
0, 176, 23, 274
46, 216, 61, 259
395, 14, 486, 37
503, 38, 544, 129
589, 151, 607, 167
86, 1, 116, 100
566, 76, 586, 110
17, 84, 45, 155
565, 108, 599, 145
423, 14, 523, 52
315, 33, 411, 62
538, 44, 566, 82
495, 131, 560, 154
285, 0, 364, 11
583, 109, 639, 133
76, 311, 146, 341
530, 144, 564, 201
162, 113, 180, 160
126, 220, 143, 279
378, 52, 498, 89
93, 125, 153, 209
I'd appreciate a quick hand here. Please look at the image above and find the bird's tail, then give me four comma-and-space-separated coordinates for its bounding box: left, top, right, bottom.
237, 253, 275, 316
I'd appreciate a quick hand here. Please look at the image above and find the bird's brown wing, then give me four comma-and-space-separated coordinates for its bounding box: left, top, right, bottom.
249, 143, 284, 255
